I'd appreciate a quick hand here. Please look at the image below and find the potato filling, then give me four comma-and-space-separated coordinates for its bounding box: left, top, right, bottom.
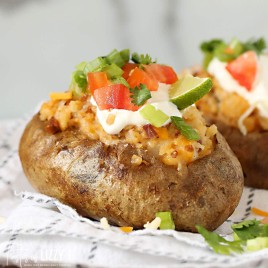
195, 69, 268, 133
39, 97, 216, 169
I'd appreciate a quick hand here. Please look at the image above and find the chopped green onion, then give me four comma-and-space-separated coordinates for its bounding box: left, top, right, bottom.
120, 49, 130, 63
213, 43, 236, 62
103, 63, 124, 79
202, 53, 214, 70
111, 77, 130, 88
106, 49, 128, 67
84, 57, 108, 73
140, 104, 169, 127
170, 116, 200, 141
73, 70, 87, 90
229, 38, 244, 57
75, 61, 87, 71
155, 212, 175, 230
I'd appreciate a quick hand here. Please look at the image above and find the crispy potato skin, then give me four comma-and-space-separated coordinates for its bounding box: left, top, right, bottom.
208, 119, 268, 189
19, 114, 243, 232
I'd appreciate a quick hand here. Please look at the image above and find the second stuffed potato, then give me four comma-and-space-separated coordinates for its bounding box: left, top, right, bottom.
196, 38, 268, 189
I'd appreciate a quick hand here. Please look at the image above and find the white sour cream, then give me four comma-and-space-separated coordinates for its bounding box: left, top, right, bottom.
208, 56, 268, 118
90, 83, 182, 134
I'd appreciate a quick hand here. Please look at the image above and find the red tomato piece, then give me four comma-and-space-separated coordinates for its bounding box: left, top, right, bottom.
122, 63, 138, 80
93, 84, 139, 111
127, 67, 158, 91
226, 51, 257, 91
144, 64, 178, 84
87, 72, 110, 94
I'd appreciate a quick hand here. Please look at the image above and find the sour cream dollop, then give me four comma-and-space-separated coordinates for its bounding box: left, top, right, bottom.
90, 83, 182, 135
208, 55, 268, 118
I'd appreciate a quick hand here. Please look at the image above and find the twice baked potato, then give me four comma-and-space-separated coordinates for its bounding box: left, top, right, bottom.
196, 38, 268, 189
19, 49, 244, 232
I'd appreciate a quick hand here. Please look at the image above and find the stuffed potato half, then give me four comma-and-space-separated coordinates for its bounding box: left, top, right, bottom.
20, 114, 243, 232
19, 49, 243, 232
196, 38, 268, 189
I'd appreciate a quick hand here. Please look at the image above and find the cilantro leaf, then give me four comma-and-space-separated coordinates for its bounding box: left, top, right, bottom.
170, 116, 200, 141
196, 225, 244, 255
232, 219, 268, 241
200, 39, 225, 53
131, 52, 155, 65
130, 84, 152, 106
243, 38, 266, 55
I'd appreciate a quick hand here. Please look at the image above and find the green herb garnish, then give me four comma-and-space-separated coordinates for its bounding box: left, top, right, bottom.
200, 39, 225, 53
243, 38, 266, 55
196, 225, 244, 255
106, 49, 130, 67
130, 84, 152, 106
197, 219, 268, 255
131, 52, 155, 65
200, 37, 267, 69
73, 70, 87, 91
102, 63, 124, 79
84, 57, 108, 73
170, 116, 200, 141
232, 219, 268, 241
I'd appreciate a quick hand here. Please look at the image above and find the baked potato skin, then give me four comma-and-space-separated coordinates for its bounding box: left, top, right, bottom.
19, 114, 244, 232
209, 119, 268, 189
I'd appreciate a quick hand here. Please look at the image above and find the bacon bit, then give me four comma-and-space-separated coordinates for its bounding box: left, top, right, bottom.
185, 145, 194, 152
251, 207, 268, 217
120, 226, 133, 233
171, 151, 178, 158
143, 124, 158, 138
45, 117, 60, 134
106, 114, 116, 125
80, 94, 89, 102
65, 99, 72, 106
261, 217, 268, 224
131, 155, 143, 166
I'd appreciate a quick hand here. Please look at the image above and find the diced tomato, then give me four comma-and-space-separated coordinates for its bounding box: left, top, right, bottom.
127, 67, 158, 91
144, 64, 178, 84
87, 72, 110, 94
122, 63, 138, 80
93, 84, 139, 111
226, 51, 257, 91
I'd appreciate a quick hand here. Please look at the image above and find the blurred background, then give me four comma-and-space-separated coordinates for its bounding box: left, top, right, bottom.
1, 0, 268, 118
